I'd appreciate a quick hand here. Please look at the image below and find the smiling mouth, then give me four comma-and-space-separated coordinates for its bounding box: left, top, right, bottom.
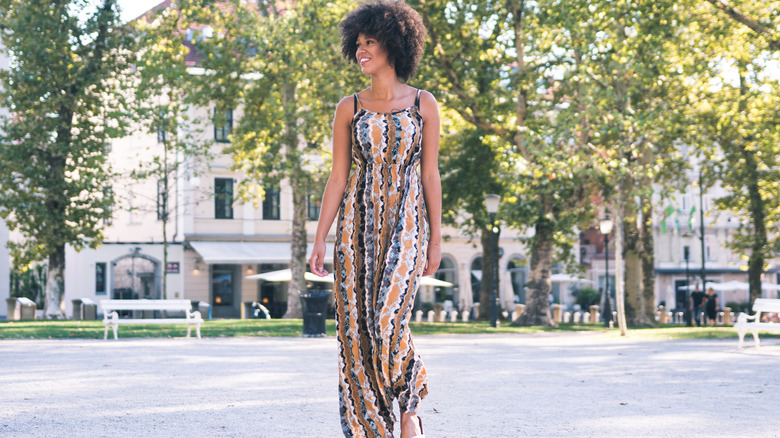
359, 57, 370, 65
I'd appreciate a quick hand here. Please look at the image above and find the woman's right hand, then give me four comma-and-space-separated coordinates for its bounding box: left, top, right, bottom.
308, 240, 328, 277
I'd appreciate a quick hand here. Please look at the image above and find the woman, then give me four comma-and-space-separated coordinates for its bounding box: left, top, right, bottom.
308, 2, 440, 437
705, 287, 718, 326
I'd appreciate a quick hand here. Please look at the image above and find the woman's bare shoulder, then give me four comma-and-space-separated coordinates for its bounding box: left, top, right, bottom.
417, 89, 439, 119
334, 95, 359, 122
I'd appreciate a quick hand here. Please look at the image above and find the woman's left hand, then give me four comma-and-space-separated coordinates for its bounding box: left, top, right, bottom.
423, 242, 441, 276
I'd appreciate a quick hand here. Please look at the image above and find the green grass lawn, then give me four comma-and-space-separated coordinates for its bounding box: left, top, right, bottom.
1, 318, 773, 342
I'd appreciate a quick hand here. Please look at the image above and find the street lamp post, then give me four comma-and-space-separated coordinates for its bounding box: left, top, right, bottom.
684, 244, 691, 326
600, 215, 613, 328
485, 194, 501, 328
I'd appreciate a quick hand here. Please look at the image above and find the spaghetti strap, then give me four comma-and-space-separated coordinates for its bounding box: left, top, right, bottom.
414, 89, 421, 109
353, 94, 359, 114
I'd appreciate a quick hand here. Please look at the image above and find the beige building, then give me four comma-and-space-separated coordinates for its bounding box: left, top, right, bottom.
579, 166, 780, 317
61, 99, 532, 318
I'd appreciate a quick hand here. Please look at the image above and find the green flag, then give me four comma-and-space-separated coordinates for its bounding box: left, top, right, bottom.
688, 206, 696, 230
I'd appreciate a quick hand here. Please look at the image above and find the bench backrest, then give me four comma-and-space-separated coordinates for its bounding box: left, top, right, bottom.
101, 299, 193, 313
752, 299, 780, 314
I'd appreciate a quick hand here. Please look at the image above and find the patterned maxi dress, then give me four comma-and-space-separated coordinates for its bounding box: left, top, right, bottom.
334, 89, 429, 437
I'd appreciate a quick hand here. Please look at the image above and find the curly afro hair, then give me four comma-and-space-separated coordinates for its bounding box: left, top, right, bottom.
339, 1, 427, 82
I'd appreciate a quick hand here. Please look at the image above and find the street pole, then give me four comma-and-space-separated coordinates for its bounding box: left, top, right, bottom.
603, 234, 612, 327
485, 194, 501, 328
489, 211, 499, 328
684, 245, 692, 327
699, 170, 706, 288
599, 216, 614, 327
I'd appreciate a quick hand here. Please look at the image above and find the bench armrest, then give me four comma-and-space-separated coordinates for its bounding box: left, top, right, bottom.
737, 312, 759, 324
103, 311, 119, 323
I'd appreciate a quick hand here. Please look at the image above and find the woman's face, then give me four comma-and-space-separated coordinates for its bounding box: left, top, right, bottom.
355, 33, 390, 75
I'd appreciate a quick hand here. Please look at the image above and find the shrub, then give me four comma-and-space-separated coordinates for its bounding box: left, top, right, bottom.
572, 287, 601, 308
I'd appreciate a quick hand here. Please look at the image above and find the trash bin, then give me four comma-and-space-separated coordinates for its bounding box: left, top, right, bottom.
72, 298, 85, 320
198, 302, 211, 320
6, 298, 21, 321
242, 301, 254, 320
81, 298, 97, 320
17, 297, 36, 320
300, 290, 332, 337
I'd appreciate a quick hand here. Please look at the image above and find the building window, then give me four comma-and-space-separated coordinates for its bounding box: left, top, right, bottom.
705, 235, 716, 261
683, 245, 691, 262
215, 178, 234, 219
263, 185, 280, 220
214, 108, 233, 143
507, 257, 528, 304
211, 264, 234, 307
307, 193, 320, 221
95, 262, 107, 295
434, 256, 457, 304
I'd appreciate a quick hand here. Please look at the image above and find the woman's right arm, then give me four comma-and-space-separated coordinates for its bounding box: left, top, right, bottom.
308, 96, 354, 277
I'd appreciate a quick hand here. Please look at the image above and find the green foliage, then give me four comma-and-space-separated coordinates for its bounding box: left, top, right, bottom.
724, 301, 751, 312
572, 287, 601, 308
186, 0, 361, 200
679, 0, 780, 303
10, 264, 47, 308
0, 0, 133, 267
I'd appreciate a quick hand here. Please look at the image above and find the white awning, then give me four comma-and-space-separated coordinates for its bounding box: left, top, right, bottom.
189, 241, 334, 264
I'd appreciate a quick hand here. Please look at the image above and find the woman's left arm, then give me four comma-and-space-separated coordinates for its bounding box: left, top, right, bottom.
419, 90, 442, 276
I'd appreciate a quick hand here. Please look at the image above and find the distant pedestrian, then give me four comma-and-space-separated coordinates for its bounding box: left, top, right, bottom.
690, 284, 707, 327
705, 287, 718, 326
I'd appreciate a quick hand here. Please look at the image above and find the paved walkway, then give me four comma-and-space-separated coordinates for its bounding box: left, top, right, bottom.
1, 332, 779, 437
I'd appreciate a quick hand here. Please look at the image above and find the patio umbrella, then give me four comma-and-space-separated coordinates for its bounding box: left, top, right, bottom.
246, 268, 453, 287
246, 269, 334, 283
550, 273, 593, 284
680, 281, 749, 291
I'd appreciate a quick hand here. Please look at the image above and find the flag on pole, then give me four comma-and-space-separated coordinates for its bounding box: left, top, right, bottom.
688, 206, 696, 230
661, 205, 675, 233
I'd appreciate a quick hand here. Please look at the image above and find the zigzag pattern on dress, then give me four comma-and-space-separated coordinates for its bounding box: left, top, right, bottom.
334, 89, 429, 438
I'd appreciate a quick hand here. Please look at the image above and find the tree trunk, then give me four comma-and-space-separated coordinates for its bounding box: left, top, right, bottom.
736, 63, 767, 307
284, 178, 308, 319
44, 246, 65, 319
512, 216, 555, 327
282, 78, 307, 319
615, 200, 628, 336
162, 142, 169, 300
622, 198, 642, 326
640, 195, 656, 326
744, 150, 766, 307
478, 226, 499, 320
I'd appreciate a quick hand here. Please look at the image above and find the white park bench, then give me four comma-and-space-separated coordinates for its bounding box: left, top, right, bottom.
100, 299, 203, 340
734, 298, 780, 347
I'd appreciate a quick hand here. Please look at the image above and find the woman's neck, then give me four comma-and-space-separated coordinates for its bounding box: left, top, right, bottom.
367, 70, 404, 101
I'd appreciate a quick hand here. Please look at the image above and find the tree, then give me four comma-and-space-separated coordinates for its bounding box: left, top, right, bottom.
682, 0, 780, 306
183, 0, 360, 317
437, 123, 506, 319
704, 0, 780, 52
573, 0, 693, 327
412, 0, 607, 326
128, 2, 213, 299
0, 0, 132, 318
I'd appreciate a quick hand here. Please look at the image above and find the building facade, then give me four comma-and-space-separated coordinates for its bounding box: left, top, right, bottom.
578, 168, 780, 316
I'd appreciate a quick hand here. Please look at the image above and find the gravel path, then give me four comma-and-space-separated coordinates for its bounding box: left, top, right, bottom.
1, 333, 778, 437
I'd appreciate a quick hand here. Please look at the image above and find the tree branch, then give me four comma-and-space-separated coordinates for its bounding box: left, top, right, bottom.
704, 0, 780, 52
417, 3, 510, 140
73, 0, 116, 95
